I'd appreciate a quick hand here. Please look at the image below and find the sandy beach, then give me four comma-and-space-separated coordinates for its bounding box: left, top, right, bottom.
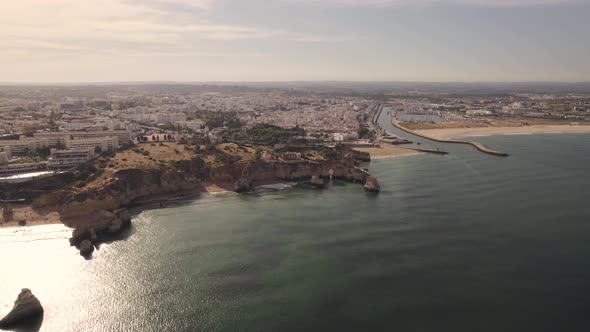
0, 205, 62, 228
416, 125, 590, 140
354, 145, 417, 159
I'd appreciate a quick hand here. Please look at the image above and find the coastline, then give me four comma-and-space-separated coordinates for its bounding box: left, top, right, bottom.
0, 180, 301, 229
369, 152, 422, 160
353, 145, 417, 159
0, 206, 62, 228
415, 125, 590, 140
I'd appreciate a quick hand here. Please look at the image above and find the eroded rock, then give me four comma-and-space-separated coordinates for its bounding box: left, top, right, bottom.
69, 208, 132, 256
364, 176, 381, 193
79, 240, 94, 257
0, 288, 44, 329
234, 176, 252, 193
309, 175, 324, 189
2, 204, 13, 222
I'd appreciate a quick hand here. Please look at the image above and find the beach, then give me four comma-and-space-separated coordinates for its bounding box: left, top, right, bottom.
353, 145, 417, 158
0, 205, 62, 228
416, 125, 590, 140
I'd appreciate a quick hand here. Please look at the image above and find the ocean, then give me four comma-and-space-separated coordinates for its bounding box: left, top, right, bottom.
1, 132, 590, 331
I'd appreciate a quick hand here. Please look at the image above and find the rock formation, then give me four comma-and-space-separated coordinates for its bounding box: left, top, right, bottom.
309, 175, 324, 188
79, 240, 94, 257
364, 176, 381, 193
2, 204, 13, 222
234, 162, 254, 193
0, 288, 44, 329
234, 176, 252, 192
69, 208, 132, 256
352, 149, 371, 162
58, 169, 200, 223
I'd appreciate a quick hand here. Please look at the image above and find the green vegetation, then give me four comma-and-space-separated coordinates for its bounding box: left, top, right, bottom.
357, 127, 370, 138
173, 156, 205, 171
357, 127, 375, 139
197, 111, 242, 129
132, 148, 150, 156
6, 146, 52, 164
222, 124, 305, 143
214, 154, 242, 165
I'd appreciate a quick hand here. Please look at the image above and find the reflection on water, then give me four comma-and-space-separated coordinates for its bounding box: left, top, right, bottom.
1, 134, 590, 331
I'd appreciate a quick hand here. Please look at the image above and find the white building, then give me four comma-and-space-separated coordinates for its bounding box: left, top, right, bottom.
34, 130, 132, 148
0, 146, 11, 159
0, 152, 8, 165
2, 139, 49, 155
0, 162, 47, 177
65, 136, 118, 152
48, 148, 95, 169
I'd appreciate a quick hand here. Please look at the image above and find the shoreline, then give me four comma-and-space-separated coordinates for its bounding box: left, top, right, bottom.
369, 152, 422, 160
353, 145, 417, 159
390, 118, 509, 157
415, 125, 590, 141
0, 180, 302, 229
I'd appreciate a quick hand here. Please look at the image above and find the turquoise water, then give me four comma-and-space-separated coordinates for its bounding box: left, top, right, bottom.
1, 133, 590, 331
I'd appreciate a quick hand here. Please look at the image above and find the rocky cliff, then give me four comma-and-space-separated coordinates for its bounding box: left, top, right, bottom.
30, 145, 376, 254
58, 169, 200, 224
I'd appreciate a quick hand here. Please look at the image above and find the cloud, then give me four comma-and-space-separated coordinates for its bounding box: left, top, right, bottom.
282, 0, 583, 7
0, 0, 337, 64
0, 0, 342, 61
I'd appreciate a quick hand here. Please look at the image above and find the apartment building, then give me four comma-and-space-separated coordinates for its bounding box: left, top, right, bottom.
65, 136, 118, 152
1, 138, 49, 155
0, 162, 47, 177
0, 152, 8, 165
33, 130, 132, 147
0, 146, 11, 159
48, 148, 95, 170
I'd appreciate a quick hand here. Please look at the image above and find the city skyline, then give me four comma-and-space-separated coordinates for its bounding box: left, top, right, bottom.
2, 0, 589, 83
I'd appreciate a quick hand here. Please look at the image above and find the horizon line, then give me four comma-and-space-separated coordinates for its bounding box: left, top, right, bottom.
1, 80, 589, 86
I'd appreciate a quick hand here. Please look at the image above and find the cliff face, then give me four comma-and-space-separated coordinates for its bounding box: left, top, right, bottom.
58, 169, 200, 225
241, 159, 369, 185
50, 146, 372, 225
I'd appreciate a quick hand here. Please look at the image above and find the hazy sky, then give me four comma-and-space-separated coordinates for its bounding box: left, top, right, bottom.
1, 0, 589, 82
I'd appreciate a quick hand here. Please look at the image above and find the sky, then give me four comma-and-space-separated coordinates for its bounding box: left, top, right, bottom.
1, 0, 589, 83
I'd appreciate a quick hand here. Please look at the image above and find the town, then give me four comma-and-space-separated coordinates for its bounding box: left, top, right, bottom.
1, 83, 589, 182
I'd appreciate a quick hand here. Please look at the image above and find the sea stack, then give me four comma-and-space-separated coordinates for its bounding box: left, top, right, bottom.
79, 240, 95, 257
0, 289, 44, 329
235, 164, 253, 193
364, 177, 381, 193
2, 204, 14, 223
234, 175, 253, 193
309, 175, 324, 188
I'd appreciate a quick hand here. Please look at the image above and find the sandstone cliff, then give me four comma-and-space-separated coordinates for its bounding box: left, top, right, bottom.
58, 169, 200, 224
56, 159, 370, 222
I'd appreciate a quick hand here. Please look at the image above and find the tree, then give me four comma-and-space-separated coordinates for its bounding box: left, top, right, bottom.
49, 110, 57, 128
358, 127, 370, 138
37, 147, 51, 160
95, 146, 102, 154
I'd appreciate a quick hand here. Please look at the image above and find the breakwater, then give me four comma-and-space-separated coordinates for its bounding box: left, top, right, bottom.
389, 118, 510, 157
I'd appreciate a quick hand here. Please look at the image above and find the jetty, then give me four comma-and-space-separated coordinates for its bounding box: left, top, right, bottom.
390, 118, 510, 157
406, 148, 449, 155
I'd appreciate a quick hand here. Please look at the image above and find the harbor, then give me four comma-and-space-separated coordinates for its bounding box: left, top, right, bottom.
372, 105, 510, 157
